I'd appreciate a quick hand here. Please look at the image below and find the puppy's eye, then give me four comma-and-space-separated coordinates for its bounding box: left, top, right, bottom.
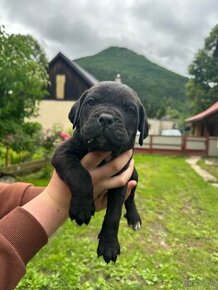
126, 106, 135, 114
87, 98, 96, 107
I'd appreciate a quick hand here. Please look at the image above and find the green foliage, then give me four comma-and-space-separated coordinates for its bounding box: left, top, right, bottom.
16, 155, 218, 289
0, 25, 49, 164
0, 26, 49, 124
42, 124, 70, 158
0, 122, 43, 166
10, 122, 43, 152
76, 46, 189, 118
186, 24, 218, 114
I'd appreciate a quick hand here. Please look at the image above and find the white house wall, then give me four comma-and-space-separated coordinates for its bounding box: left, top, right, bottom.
31, 100, 75, 131
32, 101, 175, 134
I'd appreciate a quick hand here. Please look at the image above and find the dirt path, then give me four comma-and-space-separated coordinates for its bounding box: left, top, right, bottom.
186, 156, 218, 188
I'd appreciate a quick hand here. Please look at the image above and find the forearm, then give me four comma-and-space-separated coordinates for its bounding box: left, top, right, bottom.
0, 177, 69, 290
0, 182, 44, 219
0, 207, 48, 290
23, 171, 71, 238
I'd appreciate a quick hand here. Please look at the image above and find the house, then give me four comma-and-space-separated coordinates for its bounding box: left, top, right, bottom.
47, 52, 98, 101
186, 101, 218, 137
32, 52, 98, 130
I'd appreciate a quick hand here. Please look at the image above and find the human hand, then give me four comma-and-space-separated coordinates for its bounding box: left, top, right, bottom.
46, 149, 136, 213
81, 149, 137, 211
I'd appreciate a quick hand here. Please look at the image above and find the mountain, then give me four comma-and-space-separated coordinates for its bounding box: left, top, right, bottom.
75, 46, 189, 118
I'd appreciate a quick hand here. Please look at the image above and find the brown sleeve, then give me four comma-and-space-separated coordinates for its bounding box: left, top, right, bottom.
0, 182, 44, 219
0, 207, 48, 290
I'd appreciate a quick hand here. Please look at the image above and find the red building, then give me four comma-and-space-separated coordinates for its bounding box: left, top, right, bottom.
186, 102, 218, 137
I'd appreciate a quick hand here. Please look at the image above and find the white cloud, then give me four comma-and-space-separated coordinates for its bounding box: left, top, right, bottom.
0, 0, 217, 75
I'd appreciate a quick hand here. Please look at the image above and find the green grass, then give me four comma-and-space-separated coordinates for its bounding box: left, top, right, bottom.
16, 154, 218, 290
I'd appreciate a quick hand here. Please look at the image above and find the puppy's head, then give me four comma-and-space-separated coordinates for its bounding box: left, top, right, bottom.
69, 81, 148, 152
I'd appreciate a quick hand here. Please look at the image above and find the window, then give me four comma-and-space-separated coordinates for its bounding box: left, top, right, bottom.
56, 74, 66, 99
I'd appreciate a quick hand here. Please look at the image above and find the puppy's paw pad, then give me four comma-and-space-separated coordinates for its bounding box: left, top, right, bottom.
129, 221, 141, 231
124, 212, 142, 231
97, 239, 120, 264
69, 202, 95, 225
75, 214, 91, 226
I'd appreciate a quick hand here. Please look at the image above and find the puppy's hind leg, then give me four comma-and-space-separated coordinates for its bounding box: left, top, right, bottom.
124, 168, 141, 231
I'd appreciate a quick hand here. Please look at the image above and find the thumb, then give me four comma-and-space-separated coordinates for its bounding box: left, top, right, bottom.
125, 180, 137, 199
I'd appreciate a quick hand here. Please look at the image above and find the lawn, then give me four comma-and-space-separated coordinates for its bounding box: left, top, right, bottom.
16, 154, 218, 290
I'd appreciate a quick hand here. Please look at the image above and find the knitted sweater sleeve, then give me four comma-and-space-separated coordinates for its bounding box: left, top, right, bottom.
0, 183, 48, 290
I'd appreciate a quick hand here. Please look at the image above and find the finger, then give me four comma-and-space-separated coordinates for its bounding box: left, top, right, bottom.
94, 180, 137, 211
100, 159, 135, 190
81, 151, 111, 170
91, 149, 133, 183
94, 193, 108, 211
125, 180, 137, 199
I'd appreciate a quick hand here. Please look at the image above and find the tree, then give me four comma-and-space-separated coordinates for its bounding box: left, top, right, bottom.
186, 24, 218, 114
0, 26, 49, 164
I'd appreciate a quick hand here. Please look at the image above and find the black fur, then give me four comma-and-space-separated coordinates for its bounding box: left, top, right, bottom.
52, 81, 148, 263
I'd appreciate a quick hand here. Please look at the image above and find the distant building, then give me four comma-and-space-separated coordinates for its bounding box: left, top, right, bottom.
146, 119, 175, 135
186, 101, 218, 137
47, 52, 98, 101
32, 52, 98, 130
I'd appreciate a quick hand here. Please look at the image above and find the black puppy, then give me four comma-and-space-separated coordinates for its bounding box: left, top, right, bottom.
52, 81, 148, 263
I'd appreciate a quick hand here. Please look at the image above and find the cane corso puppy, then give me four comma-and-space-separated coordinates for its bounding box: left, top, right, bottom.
52, 81, 148, 263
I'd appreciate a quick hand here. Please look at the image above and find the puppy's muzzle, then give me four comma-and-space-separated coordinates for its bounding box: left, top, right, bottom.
98, 113, 115, 127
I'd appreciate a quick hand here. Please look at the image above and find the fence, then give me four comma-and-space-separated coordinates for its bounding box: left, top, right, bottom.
0, 159, 49, 176
135, 135, 218, 157
0, 137, 217, 177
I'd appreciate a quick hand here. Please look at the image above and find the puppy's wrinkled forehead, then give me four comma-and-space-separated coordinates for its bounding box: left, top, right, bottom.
87, 81, 139, 103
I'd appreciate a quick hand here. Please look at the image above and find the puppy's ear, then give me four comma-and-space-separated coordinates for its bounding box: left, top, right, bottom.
138, 105, 149, 146
68, 91, 88, 129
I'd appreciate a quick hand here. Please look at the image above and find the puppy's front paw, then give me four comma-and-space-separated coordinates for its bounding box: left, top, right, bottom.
97, 235, 120, 263
69, 198, 95, 225
124, 211, 141, 231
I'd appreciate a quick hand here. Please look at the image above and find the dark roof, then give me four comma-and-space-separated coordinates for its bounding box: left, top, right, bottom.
186, 101, 218, 122
49, 52, 98, 86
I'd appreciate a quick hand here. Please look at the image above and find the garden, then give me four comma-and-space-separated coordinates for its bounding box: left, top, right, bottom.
15, 154, 218, 290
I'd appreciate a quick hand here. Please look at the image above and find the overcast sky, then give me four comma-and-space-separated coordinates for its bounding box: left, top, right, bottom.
0, 0, 217, 76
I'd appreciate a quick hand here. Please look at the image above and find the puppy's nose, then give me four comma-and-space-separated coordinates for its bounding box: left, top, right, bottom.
98, 113, 115, 126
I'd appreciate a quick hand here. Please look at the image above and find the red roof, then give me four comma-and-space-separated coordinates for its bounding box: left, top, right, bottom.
186, 101, 218, 122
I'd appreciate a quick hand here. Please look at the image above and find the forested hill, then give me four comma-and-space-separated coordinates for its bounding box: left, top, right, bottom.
75, 46, 189, 118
